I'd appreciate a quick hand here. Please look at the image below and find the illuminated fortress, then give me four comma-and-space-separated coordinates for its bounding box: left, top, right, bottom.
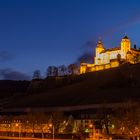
80, 35, 140, 74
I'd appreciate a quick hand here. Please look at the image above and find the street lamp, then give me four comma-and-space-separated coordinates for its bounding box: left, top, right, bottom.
89, 124, 93, 139
15, 123, 21, 138
49, 123, 54, 140
89, 123, 95, 140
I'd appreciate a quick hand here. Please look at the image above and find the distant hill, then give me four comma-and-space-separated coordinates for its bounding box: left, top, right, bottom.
3, 63, 140, 110
0, 80, 30, 99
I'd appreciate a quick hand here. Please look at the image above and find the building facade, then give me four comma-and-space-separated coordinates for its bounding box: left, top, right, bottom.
80, 35, 140, 74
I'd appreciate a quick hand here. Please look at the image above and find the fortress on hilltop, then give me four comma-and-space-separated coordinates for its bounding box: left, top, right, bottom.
80, 35, 140, 74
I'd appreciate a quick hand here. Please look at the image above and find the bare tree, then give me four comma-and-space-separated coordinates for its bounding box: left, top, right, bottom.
58, 65, 67, 76
50, 112, 65, 135
25, 112, 50, 138
33, 70, 41, 80
47, 66, 53, 76
64, 115, 74, 133
111, 101, 140, 138
47, 66, 58, 77
68, 64, 78, 75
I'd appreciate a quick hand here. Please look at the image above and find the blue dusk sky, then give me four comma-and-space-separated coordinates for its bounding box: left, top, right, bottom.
0, 0, 140, 80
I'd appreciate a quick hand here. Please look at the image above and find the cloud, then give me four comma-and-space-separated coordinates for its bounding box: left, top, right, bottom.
75, 11, 140, 66
0, 68, 31, 80
84, 40, 96, 49
77, 51, 93, 64
0, 51, 13, 61
81, 38, 97, 50
78, 37, 97, 62
75, 38, 97, 65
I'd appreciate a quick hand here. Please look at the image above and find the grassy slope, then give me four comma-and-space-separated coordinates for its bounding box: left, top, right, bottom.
0, 80, 30, 99
5, 63, 140, 108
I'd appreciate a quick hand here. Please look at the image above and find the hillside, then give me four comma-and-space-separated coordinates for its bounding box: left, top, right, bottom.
4, 63, 140, 110
0, 80, 30, 99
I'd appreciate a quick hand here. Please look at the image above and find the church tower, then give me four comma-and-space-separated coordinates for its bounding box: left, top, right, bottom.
95, 39, 105, 65
95, 39, 104, 57
121, 35, 131, 59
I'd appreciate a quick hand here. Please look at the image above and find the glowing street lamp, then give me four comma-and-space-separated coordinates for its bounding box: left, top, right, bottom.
49, 124, 54, 140
89, 124, 93, 138
15, 123, 21, 138
89, 124, 93, 128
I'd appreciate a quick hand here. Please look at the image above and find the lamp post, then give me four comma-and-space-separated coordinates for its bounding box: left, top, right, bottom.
49, 124, 55, 140
89, 123, 95, 140
52, 125, 54, 140
15, 123, 21, 138
89, 124, 93, 139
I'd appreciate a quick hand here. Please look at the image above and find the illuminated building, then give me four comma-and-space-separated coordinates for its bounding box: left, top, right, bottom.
80, 35, 140, 74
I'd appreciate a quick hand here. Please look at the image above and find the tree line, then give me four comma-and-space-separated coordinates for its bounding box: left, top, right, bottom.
33, 64, 79, 80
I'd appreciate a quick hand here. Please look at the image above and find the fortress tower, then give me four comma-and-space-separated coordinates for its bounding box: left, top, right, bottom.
95, 39, 105, 65
95, 40, 105, 56
121, 35, 131, 59
80, 35, 140, 74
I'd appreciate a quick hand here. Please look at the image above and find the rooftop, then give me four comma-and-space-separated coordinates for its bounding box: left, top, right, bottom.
101, 46, 120, 53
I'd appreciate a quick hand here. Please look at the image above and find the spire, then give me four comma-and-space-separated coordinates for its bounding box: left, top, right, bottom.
98, 37, 102, 43
98, 37, 102, 44
123, 33, 129, 39
96, 37, 104, 49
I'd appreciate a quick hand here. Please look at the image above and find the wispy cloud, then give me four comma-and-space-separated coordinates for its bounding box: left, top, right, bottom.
0, 68, 31, 80
77, 51, 93, 64
76, 38, 97, 64
83, 39, 97, 49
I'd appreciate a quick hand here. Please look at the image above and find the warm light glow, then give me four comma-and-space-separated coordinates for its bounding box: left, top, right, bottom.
85, 128, 90, 133
89, 124, 93, 128
49, 124, 52, 127
80, 36, 140, 74
111, 124, 115, 129
15, 123, 19, 127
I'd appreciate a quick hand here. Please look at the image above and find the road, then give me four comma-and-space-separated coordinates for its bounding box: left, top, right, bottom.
0, 136, 73, 140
